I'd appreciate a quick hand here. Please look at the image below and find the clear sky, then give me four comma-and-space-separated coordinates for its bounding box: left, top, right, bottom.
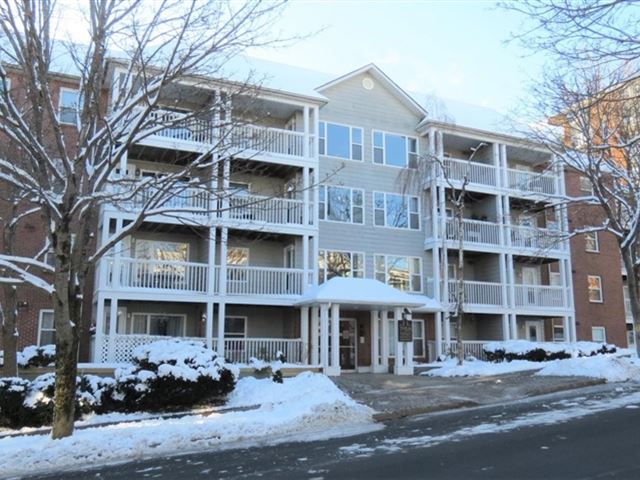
248, 0, 541, 113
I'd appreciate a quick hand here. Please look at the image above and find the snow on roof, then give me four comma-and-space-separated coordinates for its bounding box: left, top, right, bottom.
296, 277, 431, 309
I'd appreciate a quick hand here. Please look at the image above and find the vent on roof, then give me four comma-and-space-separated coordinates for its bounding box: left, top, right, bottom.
362, 76, 374, 90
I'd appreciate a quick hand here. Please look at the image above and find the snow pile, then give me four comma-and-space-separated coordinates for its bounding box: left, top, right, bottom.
536, 356, 640, 382
0, 372, 375, 477
0, 344, 56, 369
484, 340, 616, 357
422, 358, 542, 377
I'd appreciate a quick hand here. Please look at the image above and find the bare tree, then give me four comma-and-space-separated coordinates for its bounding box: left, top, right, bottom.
0, 0, 293, 438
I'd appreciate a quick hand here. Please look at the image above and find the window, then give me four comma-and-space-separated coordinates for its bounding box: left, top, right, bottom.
318, 250, 364, 283
592, 326, 606, 343
0, 77, 10, 94
227, 247, 249, 285
38, 310, 55, 345
553, 322, 565, 342
130, 313, 186, 336
585, 232, 599, 252
388, 319, 425, 358
135, 239, 189, 262
579, 176, 594, 195
372, 130, 418, 168
588, 275, 603, 303
224, 316, 247, 338
229, 181, 250, 195
373, 192, 420, 230
58, 88, 80, 125
319, 185, 364, 224
375, 254, 422, 292
318, 122, 363, 161
227, 247, 249, 265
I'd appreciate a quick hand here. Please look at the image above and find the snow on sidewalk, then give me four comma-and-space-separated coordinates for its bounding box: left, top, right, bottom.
0, 372, 376, 478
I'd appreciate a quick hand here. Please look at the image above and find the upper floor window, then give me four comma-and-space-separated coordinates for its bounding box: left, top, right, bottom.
224, 316, 247, 338
58, 88, 81, 125
227, 247, 249, 265
135, 239, 188, 262
374, 254, 422, 293
372, 130, 418, 168
585, 231, 599, 253
373, 192, 420, 230
587, 275, 603, 303
579, 176, 594, 195
318, 122, 363, 161
319, 185, 364, 224
38, 310, 55, 346
318, 250, 364, 283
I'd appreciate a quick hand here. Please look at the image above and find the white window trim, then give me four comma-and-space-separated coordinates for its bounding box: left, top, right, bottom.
373, 191, 421, 231
134, 239, 190, 262
552, 322, 565, 342
38, 309, 55, 346
374, 253, 423, 293
372, 129, 419, 168
130, 312, 187, 336
579, 176, 594, 195
58, 87, 81, 126
227, 246, 250, 265
223, 316, 247, 338
588, 275, 604, 303
319, 121, 364, 162
387, 318, 425, 359
585, 231, 599, 253
318, 249, 366, 281
319, 184, 365, 225
592, 326, 607, 343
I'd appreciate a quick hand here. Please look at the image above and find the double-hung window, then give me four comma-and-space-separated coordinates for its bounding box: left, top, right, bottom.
592, 326, 606, 343
318, 122, 363, 161
587, 275, 603, 303
224, 316, 247, 338
318, 250, 365, 283
374, 255, 422, 292
372, 130, 418, 168
373, 192, 420, 230
387, 319, 425, 358
319, 185, 364, 224
58, 88, 81, 125
38, 310, 55, 345
585, 232, 599, 252
130, 313, 186, 336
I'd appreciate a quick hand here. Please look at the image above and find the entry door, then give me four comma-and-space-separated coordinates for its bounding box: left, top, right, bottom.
339, 319, 357, 371
525, 320, 544, 342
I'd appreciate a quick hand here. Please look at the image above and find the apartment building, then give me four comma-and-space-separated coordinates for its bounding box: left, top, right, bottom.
2, 58, 586, 375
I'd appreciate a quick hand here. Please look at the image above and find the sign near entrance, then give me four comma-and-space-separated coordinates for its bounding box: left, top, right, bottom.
398, 319, 413, 342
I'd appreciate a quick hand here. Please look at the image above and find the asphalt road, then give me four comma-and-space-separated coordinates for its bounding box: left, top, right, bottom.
31, 383, 640, 480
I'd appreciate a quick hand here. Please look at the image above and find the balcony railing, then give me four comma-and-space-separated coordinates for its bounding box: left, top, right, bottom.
215, 338, 304, 364
506, 168, 558, 196
107, 258, 209, 293
443, 217, 501, 246
146, 108, 215, 145
513, 284, 565, 309
443, 157, 498, 187
130, 183, 210, 214
509, 224, 565, 252
448, 280, 503, 307
230, 123, 313, 158
227, 193, 308, 226
428, 340, 489, 362
225, 266, 304, 296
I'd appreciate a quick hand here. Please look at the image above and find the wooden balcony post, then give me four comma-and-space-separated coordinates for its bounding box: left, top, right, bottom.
205, 301, 214, 349
311, 306, 319, 365
303, 105, 310, 158
381, 310, 390, 369
329, 303, 340, 375
501, 313, 510, 341
94, 294, 105, 362
320, 303, 329, 370
434, 311, 443, 358
107, 297, 118, 362
300, 307, 309, 364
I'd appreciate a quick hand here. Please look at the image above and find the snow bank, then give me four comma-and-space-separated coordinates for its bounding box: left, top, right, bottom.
0, 372, 375, 477
484, 340, 615, 357
536, 356, 640, 382
423, 358, 542, 377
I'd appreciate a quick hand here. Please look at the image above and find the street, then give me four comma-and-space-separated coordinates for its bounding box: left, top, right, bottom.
32, 383, 640, 479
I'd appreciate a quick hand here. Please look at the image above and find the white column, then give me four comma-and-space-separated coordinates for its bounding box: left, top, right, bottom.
510, 314, 518, 340
563, 316, 571, 342
207, 227, 217, 296
328, 303, 341, 376
444, 313, 451, 346
302, 234, 310, 290
94, 294, 105, 362
320, 304, 329, 370
434, 311, 443, 359
501, 313, 510, 340
394, 307, 412, 375
119, 148, 128, 177
302, 166, 310, 226
310, 306, 319, 365
380, 310, 390, 370
217, 227, 228, 359
205, 301, 214, 349
217, 301, 226, 358
303, 105, 310, 158
107, 297, 118, 362
300, 307, 310, 364
112, 218, 124, 289
371, 310, 381, 372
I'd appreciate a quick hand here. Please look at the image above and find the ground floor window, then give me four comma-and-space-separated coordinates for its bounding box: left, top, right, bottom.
591, 326, 606, 343
627, 325, 636, 346
224, 316, 247, 338
38, 310, 55, 345
130, 313, 186, 336
552, 321, 565, 342
387, 319, 424, 358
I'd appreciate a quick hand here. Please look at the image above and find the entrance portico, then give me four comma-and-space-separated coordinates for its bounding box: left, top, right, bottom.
296, 277, 436, 376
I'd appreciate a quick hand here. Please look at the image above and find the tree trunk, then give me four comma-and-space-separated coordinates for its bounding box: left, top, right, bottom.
456, 205, 464, 366
0, 286, 18, 377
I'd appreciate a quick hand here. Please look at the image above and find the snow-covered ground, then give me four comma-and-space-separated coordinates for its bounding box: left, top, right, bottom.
424, 355, 640, 382
0, 372, 377, 478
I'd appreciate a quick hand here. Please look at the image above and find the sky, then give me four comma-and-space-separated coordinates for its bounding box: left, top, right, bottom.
247, 0, 543, 114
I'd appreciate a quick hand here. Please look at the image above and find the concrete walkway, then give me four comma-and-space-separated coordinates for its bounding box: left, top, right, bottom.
332, 371, 605, 421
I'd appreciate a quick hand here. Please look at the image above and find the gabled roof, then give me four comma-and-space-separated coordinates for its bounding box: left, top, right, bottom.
316, 63, 428, 119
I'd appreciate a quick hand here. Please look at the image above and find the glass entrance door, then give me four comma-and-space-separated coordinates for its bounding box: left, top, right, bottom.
339, 319, 357, 371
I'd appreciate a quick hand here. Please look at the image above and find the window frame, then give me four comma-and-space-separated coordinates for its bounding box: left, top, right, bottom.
387, 318, 425, 359
224, 316, 247, 338
373, 191, 421, 230
318, 184, 364, 224
552, 322, 565, 342
134, 239, 190, 262
579, 176, 594, 195
38, 309, 55, 346
584, 231, 599, 253
371, 129, 419, 168
129, 313, 187, 337
318, 121, 364, 161
591, 326, 606, 343
58, 87, 81, 126
374, 254, 423, 293
0, 77, 10, 94
587, 275, 603, 303
318, 249, 365, 283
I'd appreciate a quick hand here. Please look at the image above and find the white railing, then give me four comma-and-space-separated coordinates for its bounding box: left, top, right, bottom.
147, 108, 214, 144
221, 338, 304, 364
513, 284, 565, 309
507, 168, 558, 196
509, 224, 565, 252
227, 193, 307, 226
224, 266, 304, 296
99, 334, 207, 363
443, 217, 501, 246
108, 258, 209, 293
131, 183, 210, 214
427, 340, 488, 362
448, 280, 503, 306
443, 157, 498, 187
231, 124, 312, 158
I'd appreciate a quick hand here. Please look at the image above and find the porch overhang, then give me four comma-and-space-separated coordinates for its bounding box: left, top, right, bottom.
294, 277, 432, 309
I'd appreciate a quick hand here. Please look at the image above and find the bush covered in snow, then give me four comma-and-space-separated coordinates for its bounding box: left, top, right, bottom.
484, 340, 617, 363
0, 340, 238, 428
0, 344, 56, 369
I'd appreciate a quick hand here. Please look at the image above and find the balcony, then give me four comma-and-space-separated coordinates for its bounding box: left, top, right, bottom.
227, 193, 312, 228
441, 157, 498, 188
506, 168, 558, 197
448, 280, 503, 307
230, 124, 314, 159
509, 224, 565, 253
225, 266, 304, 296
513, 284, 565, 309
442, 217, 501, 247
